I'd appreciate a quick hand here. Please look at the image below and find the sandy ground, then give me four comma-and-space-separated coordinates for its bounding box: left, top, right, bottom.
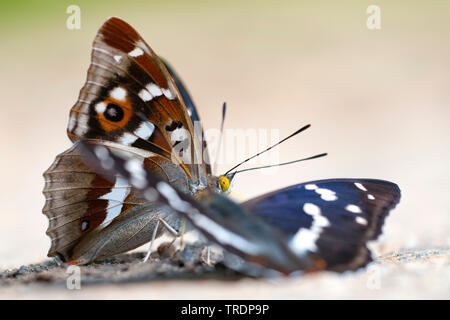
1, 244, 448, 299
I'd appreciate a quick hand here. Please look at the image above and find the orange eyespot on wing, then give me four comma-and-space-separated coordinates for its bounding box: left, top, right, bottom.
95, 98, 133, 132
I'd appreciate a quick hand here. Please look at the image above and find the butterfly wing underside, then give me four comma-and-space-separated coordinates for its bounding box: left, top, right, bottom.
162, 60, 212, 175
43, 140, 190, 264
68, 17, 208, 186
43, 17, 211, 264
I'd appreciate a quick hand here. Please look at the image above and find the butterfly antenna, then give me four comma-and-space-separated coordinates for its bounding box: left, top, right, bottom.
224, 124, 311, 175
232, 153, 327, 175
214, 102, 227, 174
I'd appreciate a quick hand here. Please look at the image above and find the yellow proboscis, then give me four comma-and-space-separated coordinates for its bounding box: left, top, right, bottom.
230, 189, 246, 200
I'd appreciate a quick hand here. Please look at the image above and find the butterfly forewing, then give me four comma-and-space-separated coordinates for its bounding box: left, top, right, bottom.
68, 17, 207, 186
79, 141, 314, 274
162, 59, 212, 175
43, 140, 189, 264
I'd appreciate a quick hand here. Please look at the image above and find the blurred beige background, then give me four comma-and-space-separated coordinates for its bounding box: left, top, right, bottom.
0, 0, 448, 292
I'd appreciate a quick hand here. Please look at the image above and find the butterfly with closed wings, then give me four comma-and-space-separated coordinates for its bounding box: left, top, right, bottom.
43, 17, 401, 275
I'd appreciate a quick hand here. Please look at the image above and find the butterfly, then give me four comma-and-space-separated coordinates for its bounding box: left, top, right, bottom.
43, 17, 401, 274
43, 17, 215, 265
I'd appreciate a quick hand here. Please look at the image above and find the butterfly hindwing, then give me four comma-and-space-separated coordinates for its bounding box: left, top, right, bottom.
43, 141, 188, 264
243, 179, 401, 271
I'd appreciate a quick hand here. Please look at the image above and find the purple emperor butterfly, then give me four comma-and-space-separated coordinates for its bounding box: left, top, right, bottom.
43, 17, 401, 274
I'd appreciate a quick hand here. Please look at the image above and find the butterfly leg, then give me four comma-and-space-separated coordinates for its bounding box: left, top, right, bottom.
179, 218, 187, 251
156, 218, 183, 257
207, 246, 211, 265
159, 217, 181, 237
143, 219, 161, 263
142, 217, 182, 263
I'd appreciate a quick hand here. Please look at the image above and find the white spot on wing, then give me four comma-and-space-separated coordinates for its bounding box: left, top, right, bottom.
94, 146, 114, 170
356, 216, 368, 225
135, 121, 155, 140
95, 101, 107, 114
315, 188, 334, 195
128, 47, 144, 57
315, 188, 337, 201
137, 40, 152, 56
110, 87, 127, 101
119, 132, 138, 146
368, 194, 375, 200
303, 203, 321, 215
346, 204, 362, 214
156, 182, 190, 211
99, 176, 131, 228
138, 88, 153, 102
290, 202, 330, 254
94, 146, 109, 161
146, 83, 162, 97
81, 221, 89, 231
354, 182, 367, 191
124, 159, 147, 189
305, 184, 318, 190
321, 193, 338, 201
113, 55, 122, 63
289, 229, 317, 254
162, 88, 175, 100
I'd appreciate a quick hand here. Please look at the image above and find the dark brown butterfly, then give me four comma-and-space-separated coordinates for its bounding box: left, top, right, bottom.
43, 17, 401, 274
43, 17, 224, 265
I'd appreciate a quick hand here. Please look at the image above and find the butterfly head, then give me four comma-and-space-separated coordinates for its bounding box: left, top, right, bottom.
219, 176, 230, 191
218, 172, 236, 193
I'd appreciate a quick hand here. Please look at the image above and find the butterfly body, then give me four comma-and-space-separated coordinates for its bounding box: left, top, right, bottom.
43, 17, 401, 274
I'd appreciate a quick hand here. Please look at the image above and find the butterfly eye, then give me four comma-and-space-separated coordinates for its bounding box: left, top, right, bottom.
104, 103, 124, 122
218, 176, 230, 192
